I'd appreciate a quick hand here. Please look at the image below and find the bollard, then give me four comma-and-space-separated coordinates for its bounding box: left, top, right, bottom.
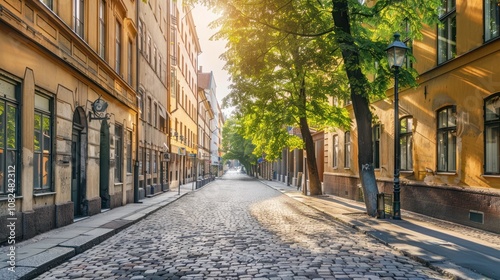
377, 193, 385, 219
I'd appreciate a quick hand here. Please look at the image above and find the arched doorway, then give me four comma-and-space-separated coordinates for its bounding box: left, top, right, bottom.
100, 120, 110, 209
71, 107, 87, 218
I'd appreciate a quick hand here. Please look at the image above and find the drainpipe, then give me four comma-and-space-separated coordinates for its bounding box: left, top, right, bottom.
133, 0, 140, 203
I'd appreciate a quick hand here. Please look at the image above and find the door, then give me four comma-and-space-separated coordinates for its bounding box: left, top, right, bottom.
99, 121, 110, 209
71, 108, 87, 218
71, 128, 82, 217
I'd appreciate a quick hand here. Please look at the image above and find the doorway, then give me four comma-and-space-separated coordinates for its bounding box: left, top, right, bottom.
99, 120, 110, 209
71, 108, 87, 218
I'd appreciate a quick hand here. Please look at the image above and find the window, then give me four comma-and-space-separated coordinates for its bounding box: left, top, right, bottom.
138, 20, 143, 53
485, 0, 500, 41
437, 107, 456, 172
400, 117, 413, 171
332, 135, 338, 168
0, 78, 19, 195
153, 102, 158, 128
146, 149, 150, 174
41, 0, 53, 10
34, 94, 53, 193
437, 0, 456, 64
344, 131, 351, 169
115, 20, 122, 73
115, 124, 123, 181
372, 125, 381, 169
147, 97, 152, 123
73, 0, 84, 38
137, 92, 144, 120
485, 95, 500, 174
126, 130, 132, 173
98, 0, 106, 59
153, 150, 157, 173
127, 39, 133, 85
147, 35, 151, 62
138, 146, 143, 174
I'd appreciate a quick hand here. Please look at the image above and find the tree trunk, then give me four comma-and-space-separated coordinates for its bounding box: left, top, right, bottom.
296, 74, 322, 195
331, 0, 378, 216
300, 117, 322, 195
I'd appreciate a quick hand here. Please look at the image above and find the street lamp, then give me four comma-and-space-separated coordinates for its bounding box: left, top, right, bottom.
386, 33, 408, 220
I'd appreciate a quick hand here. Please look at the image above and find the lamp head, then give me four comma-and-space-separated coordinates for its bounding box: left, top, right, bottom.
385, 33, 409, 68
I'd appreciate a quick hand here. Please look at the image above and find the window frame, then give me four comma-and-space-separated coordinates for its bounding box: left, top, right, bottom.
436, 106, 457, 172
115, 123, 123, 182
98, 0, 106, 60
400, 116, 414, 171
437, 0, 457, 64
73, 0, 84, 38
372, 125, 381, 169
484, 0, 500, 41
0, 77, 20, 196
332, 134, 338, 168
34, 93, 54, 194
344, 131, 351, 169
484, 94, 500, 174
115, 20, 122, 74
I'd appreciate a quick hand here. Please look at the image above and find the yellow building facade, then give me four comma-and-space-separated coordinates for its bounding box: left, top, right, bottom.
168, 1, 200, 188
0, 0, 138, 242
324, 0, 500, 233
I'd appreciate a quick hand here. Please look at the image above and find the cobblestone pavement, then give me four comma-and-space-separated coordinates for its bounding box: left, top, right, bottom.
37, 172, 448, 279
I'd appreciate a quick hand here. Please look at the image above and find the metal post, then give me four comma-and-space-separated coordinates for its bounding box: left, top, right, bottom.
393, 66, 401, 220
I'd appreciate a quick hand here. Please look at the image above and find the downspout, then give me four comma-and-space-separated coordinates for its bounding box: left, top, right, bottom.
133, 0, 140, 203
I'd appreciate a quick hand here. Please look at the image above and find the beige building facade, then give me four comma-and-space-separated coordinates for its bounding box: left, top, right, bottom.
137, 0, 170, 197
0, 0, 138, 242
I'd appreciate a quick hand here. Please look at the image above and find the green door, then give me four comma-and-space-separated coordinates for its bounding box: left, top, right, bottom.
71, 128, 82, 217
99, 121, 110, 209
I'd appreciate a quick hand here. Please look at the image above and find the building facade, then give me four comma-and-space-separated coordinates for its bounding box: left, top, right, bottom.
324, 0, 500, 233
197, 69, 216, 178
137, 0, 170, 197
168, 0, 201, 188
0, 0, 138, 243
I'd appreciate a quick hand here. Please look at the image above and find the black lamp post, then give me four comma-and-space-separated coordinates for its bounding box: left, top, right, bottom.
385, 33, 408, 220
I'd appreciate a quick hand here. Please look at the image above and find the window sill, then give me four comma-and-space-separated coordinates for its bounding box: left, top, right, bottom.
0, 195, 23, 201
401, 171, 414, 175
482, 174, 500, 178
34, 191, 56, 197
436, 172, 456, 176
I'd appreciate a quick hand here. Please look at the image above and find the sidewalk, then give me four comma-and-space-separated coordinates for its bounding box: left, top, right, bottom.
260, 179, 500, 280
0, 182, 200, 280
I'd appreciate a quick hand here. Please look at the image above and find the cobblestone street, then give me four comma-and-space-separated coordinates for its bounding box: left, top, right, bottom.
37, 172, 447, 279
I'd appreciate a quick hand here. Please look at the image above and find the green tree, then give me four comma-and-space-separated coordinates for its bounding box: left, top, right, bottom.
195, 0, 439, 215
221, 117, 258, 174
204, 0, 351, 195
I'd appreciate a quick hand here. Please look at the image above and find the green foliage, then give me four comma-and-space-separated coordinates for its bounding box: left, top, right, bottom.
221, 117, 258, 168
195, 0, 440, 160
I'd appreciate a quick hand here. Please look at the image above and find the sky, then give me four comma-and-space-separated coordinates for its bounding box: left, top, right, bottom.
192, 5, 231, 109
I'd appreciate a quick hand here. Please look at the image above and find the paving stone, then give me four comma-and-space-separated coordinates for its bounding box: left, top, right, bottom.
35, 179, 448, 280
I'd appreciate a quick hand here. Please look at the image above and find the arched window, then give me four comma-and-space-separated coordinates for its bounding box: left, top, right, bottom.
437, 106, 456, 172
